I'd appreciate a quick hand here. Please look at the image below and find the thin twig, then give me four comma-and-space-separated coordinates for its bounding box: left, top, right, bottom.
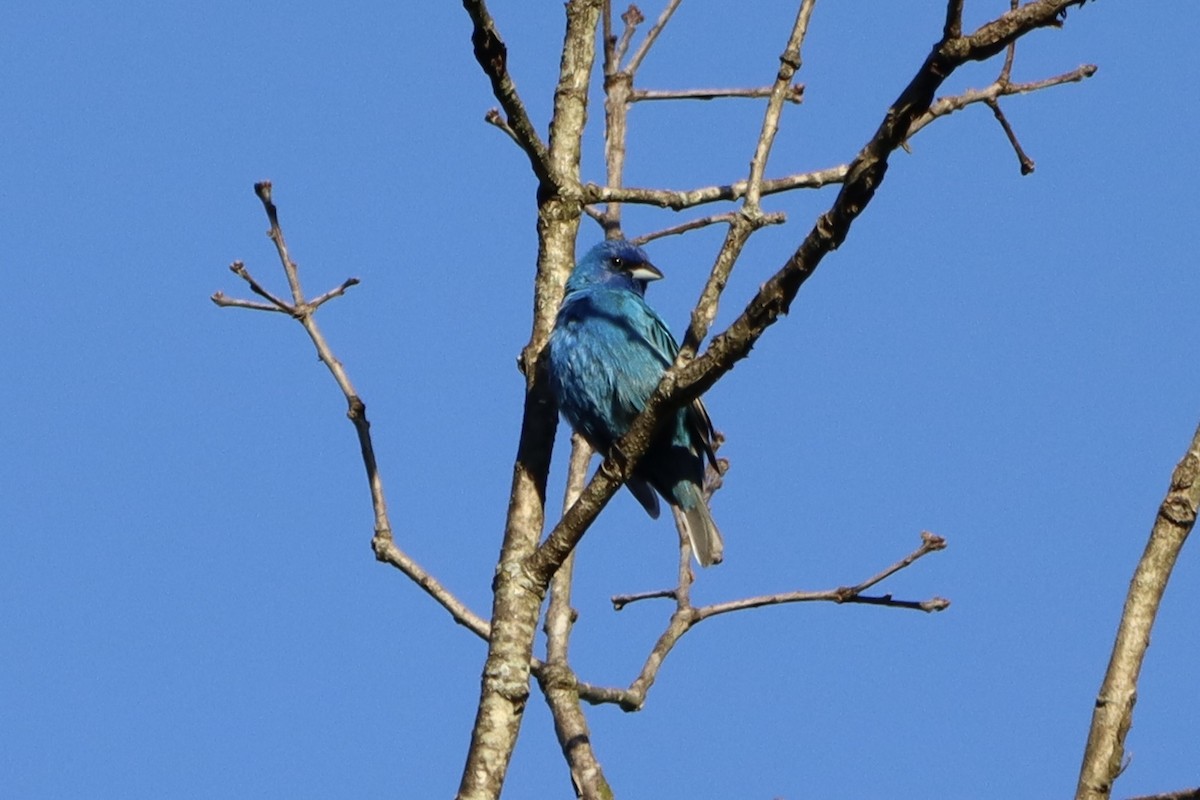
1125, 790, 1200, 800
678, 0, 817, 359
462, 0, 554, 187
906, 63, 1097, 141
484, 108, 524, 149
612, 4, 643, 68
586, 533, 948, 711
585, 63, 1096, 215
227, 260, 294, 313
530, 0, 1098, 590
696, 532, 948, 621
986, 99, 1035, 174
584, 164, 850, 211
1076, 422, 1200, 800
214, 183, 489, 641
624, 0, 680, 73
210, 291, 289, 313
629, 210, 784, 246
999, 0, 1020, 81
631, 85, 804, 103
612, 588, 677, 610
310, 277, 361, 309
745, 0, 817, 211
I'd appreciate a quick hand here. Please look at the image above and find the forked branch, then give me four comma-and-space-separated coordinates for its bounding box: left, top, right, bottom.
212, 183, 489, 640
583, 533, 949, 712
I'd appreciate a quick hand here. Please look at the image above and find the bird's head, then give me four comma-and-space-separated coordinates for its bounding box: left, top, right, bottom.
567, 239, 663, 296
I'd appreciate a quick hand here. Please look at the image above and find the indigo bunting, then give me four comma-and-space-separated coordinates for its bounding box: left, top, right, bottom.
547, 239, 724, 566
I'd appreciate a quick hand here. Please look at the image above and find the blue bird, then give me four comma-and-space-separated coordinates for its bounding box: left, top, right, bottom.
547, 239, 724, 566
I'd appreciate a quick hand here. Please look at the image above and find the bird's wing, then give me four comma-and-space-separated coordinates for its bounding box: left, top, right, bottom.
627, 295, 720, 470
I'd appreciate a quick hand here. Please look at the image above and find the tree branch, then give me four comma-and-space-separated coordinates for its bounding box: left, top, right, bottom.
584, 164, 850, 211
583, 533, 948, 711
462, 0, 554, 187
539, 436, 613, 800
457, 2, 603, 798
1075, 421, 1200, 800
630, 85, 804, 103
529, 0, 1098, 592
906, 63, 1097, 144
623, 0, 681, 74
630, 211, 785, 247
213, 183, 490, 639
1125, 790, 1200, 800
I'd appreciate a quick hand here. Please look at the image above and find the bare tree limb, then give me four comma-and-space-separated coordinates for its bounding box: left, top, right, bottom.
539, 436, 612, 800
907, 63, 1097, 139
624, 0, 681, 74
457, 3, 604, 798
745, 0, 817, 212
1125, 790, 1200, 800
612, 4, 643, 68
630, 85, 804, 103
943, 0, 965, 40
986, 98, 1036, 174
211, 288, 288, 313
585, 61, 1095, 214
462, 0, 554, 187
529, 0, 1099, 592
696, 532, 949, 621
677, 0, 818, 360
1076, 421, 1200, 800
309, 277, 361, 309
214, 185, 492, 640
630, 210, 785, 246
582, 533, 948, 711
584, 164, 850, 211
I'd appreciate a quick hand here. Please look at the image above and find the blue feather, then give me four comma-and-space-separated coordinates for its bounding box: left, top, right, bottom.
547, 239, 724, 566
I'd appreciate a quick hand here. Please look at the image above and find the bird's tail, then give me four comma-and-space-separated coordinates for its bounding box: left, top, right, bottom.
676, 492, 724, 567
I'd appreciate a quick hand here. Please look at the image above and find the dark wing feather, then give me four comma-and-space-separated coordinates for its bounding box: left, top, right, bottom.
635, 300, 720, 470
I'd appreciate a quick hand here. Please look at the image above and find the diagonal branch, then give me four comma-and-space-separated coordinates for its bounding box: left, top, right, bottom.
630, 210, 785, 246
987, 98, 1036, 175
745, 0, 817, 212
462, 0, 554, 187
213, 183, 490, 640
1076, 421, 1200, 800
906, 63, 1097, 146
624, 0, 681, 74
529, 0, 1099, 589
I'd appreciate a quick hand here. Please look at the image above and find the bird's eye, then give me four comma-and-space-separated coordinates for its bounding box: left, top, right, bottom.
612, 257, 624, 269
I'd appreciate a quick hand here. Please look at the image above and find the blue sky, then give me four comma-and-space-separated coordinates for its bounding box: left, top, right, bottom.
3, 2, 1197, 798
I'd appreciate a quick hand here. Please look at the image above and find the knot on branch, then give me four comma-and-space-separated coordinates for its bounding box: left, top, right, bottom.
1171, 453, 1199, 491
1160, 496, 1198, 527
618, 692, 645, 713
537, 663, 578, 692
472, 27, 507, 77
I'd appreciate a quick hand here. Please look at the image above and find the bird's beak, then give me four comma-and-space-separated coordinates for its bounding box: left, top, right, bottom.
629, 262, 663, 282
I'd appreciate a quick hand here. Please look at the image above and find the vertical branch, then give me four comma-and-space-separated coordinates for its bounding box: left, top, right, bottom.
458, 3, 603, 799
744, 0, 817, 212
1075, 422, 1200, 800
540, 437, 613, 799
682, 0, 817, 356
